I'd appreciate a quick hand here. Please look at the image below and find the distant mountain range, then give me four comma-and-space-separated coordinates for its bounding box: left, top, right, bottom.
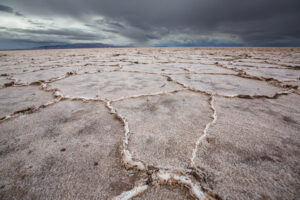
32, 43, 131, 49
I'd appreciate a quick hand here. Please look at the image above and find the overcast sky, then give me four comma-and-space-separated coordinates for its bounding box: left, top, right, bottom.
0, 0, 300, 49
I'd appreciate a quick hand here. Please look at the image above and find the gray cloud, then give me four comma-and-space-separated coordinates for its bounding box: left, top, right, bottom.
0, 4, 13, 13
0, 26, 106, 45
95, 18, 125, 29
0, 4, 24, 17
15, 11, 24, 17
1, 0, 300, 49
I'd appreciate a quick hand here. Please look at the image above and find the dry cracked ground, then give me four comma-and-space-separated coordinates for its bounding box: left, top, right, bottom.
0, 47, 300, 200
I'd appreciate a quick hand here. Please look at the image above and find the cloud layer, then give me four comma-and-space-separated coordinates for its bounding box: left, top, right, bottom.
1, 0, 300, 49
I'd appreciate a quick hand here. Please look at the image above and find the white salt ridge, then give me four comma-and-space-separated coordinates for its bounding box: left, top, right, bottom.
54, 91, 63, 97
111, 89, 186, 102
156, 170, 206, 200
106, 101, 146, 170
190, 96, 217, 168
172, 75, 294, 98
41, 83, 47, 89
113, 184, 149, 200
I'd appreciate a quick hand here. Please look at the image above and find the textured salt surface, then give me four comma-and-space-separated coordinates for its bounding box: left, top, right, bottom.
49, 72, 181, 100
0, 47, 299, 200
170, 73, 284, 97
113, 91, 211, 169
194, 94, 300, 200
0, 86, 54, 119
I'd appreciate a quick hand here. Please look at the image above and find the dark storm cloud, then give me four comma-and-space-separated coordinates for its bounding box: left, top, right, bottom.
22, 28, 99, 39
15, 11, 24, 17
2, 0, 300, 48
0, 26, 104, 42
101, 29, 119, 34
0, 4, 14, 13
95, 19, 125, 29
0, 4, 24, 17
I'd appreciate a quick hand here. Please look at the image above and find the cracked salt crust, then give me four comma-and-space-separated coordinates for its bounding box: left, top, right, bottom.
134, 184, 194, 200
113, 184, 149, 200
194, 94, 300, 200
121, 64, 187, 74
155, 170, 207, 200
170, 73, 286, 97
113, 90, 212, 170
190, 96, 217, 168
49, 71, 182, 100
239, 67, 300, 81
11, 66, 80, 84
0, 100, 144, 199
165, 63, 237, 74
0, 85, 54, 119
106, 101, 146, 170
0, 47, 299, 200
0, 76, 12, 87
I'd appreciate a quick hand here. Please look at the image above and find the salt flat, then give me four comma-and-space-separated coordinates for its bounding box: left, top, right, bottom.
0, 47, 299, 200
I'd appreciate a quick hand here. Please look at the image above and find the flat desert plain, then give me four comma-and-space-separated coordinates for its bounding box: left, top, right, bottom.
0, 47, 299, 200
